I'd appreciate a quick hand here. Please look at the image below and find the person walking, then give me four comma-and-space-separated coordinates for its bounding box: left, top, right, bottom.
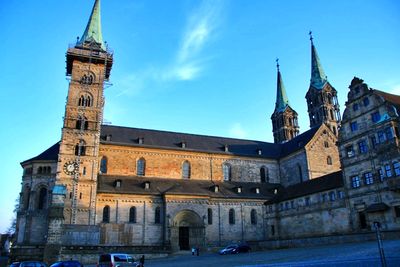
139, 255, 145, 267
196, 247, 200, 256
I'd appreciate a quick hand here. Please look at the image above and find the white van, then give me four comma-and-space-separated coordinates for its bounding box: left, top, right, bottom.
98, 253, 139, 267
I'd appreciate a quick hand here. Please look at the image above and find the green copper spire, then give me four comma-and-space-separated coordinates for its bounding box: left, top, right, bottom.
309, 32, 327, 89
275, 59, 291, 112
77, 0, 105, 50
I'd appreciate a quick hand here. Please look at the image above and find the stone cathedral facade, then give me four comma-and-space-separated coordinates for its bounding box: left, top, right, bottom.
13, 0, 400, 263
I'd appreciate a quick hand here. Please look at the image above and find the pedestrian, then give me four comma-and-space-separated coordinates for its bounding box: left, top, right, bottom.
139, 255, 145, 267
191, 247, 195, 255
196, 247, 199, 256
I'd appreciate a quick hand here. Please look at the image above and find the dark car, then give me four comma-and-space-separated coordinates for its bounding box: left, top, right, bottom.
218, 244, 251, 255
50, 261, 83, 267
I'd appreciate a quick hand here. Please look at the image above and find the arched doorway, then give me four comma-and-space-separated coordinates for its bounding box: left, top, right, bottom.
170, 210, 205, 251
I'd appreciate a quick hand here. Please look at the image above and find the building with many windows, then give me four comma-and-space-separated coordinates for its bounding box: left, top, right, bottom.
12, 0, 399, 264
339, 77, 400, 232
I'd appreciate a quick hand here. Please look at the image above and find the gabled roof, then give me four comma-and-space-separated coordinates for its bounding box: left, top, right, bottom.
374, 89, 400, 113
279, 126, 320, 157
274, 170, 343, 202
97, 175, 281, 200
20, 142, 60, 165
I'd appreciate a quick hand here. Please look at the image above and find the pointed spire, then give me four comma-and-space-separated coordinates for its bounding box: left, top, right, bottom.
275, 58, 291, 112
77, 0, 106, 50
309, 31, 327, 89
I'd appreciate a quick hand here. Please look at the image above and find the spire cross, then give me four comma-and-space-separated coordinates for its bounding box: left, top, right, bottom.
309, 31, 314, 43
276, 58, 280, 70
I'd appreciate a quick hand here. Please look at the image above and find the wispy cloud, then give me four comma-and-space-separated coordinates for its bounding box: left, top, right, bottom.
166, 0, 224, 81
113, 0, 224, 97
229, 123, 247, 139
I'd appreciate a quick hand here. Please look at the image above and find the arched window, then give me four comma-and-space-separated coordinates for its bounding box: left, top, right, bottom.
38, 167, 43, 174
330, 109, 334, 120
100, 156, 108, 174
137, 158, 145, 176
208, 208, 213, 225
324, 141, 329, 148
298, 164, 303, 182
155, 207, 161, 224
251, 209, 257, 225
229, 209, 235, 224
223, 163, 231, 181
182, 161, 191, 179
327, 156, 332, 165
260, 166, 269, 183
75, 141, 86, 156
37, 187, 47, 210
76, 116, 89, 130
80, 74, 94, 85
102, 206, 110, 223
129, 206, 136, 223
78, 94, 93, 107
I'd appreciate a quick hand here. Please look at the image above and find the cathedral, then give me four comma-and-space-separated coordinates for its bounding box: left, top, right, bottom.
13, 0, 400, 263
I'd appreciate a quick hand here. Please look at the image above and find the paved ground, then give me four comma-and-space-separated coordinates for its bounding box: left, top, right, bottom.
145, 240, 400, 267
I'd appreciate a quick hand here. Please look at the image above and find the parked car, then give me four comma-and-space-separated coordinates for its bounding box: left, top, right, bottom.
219, 244, 251, 255
50, 260, 83, 267
9, 262, 21, 267
18, 262, 47, 267
98, 253, 139, 267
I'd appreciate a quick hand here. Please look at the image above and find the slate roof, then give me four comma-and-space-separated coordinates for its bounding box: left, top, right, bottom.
100, 125, 320, 159
21, 125, 321, 163
97, 175, 282, 200
21, 142, 60, 165
273, 171, 343, 202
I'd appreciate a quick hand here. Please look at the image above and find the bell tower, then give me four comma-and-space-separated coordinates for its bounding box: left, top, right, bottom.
305, 32, 340, 135
271, 59, 299, 143
56, 0, 113, 225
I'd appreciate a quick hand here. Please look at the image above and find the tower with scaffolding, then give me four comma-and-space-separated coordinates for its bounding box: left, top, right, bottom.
43, 0, 113, 262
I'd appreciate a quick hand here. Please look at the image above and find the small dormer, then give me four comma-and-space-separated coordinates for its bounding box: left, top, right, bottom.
114, 179, 122, 188
105, 134, 112, 141
181, 141, 186, 148
224, 145, 229, 152
235, 186, 242, 194
144, 181, 150, 190
257, 149, 262, 155
138, 137, 144, 144
255, 187, 260, 194
212, 185, 219, 193
274, 188, 278, 195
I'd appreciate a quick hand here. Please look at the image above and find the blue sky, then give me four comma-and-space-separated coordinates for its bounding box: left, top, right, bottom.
0, 0, 399, 233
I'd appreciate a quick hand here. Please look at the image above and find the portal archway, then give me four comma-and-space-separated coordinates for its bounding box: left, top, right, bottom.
170, 210, 205, 251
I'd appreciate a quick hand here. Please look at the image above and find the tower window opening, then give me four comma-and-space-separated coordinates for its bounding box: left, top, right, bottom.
78, 94, 93, 107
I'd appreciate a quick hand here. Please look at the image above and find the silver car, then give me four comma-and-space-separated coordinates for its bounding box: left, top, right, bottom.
98, 253, 139, 267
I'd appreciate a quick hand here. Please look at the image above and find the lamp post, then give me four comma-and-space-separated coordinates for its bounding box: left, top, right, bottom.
373, 221, 387, 267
